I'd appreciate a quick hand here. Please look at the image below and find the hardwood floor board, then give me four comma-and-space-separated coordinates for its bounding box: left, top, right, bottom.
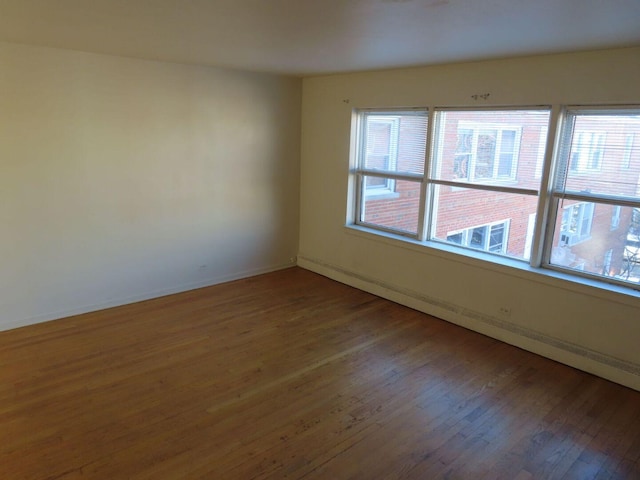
396, 368, 554, 478
287, 343, 536, 479
213, 325, 506, 479
1, 267, 639, 479
586, 391, 640, 479
51, 310, 430, 478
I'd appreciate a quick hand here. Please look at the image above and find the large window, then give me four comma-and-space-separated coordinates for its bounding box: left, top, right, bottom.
546, 108, 640, 285
355, 111, 427, 235
351, 106, 640, 291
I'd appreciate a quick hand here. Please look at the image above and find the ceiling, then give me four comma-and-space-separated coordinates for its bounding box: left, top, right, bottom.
0, 0, 639, 76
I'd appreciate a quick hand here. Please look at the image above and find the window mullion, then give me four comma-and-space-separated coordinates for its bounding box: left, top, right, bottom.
532, 105, 564, 268
420, 107, 437, 241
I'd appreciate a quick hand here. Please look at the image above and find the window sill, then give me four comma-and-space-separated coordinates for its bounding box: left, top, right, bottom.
344, 224, 640, 307
364, 191, 401, 201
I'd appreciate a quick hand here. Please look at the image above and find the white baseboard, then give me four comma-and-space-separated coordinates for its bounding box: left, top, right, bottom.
0, 262, 294, 333
298, 255, 640, 392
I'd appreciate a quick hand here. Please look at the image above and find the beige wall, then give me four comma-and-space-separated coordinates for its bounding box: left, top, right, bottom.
0, 42, 301, 331
299, 47, 640, 390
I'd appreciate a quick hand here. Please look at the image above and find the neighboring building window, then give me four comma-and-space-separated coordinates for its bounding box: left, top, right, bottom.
454, 123, 520, 181
559, 202, 594, 246
351, 105, 640, 291
447, 221, 509, 254
569, 131, 606, 172
611, 205, 622, 230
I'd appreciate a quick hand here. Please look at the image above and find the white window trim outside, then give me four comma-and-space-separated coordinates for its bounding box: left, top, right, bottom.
603, 249, 614, 275
523, 213, 536, 260
534, 126, 548, 179
611, 205, 622, 230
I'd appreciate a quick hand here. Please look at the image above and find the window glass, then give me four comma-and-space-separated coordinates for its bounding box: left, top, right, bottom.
549, 109, 640, 287
359, 177, 421, 235
361, 113, 427, 176
557, 113, 640, 199
432, 109, 550, 189
431, 186, 532, 259
549, 203, 639, 283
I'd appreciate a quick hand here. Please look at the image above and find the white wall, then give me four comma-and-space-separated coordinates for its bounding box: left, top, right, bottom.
0, 42, 301, 331
299, 47, 640, 390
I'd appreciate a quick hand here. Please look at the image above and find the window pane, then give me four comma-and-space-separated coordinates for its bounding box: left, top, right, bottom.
360, 177, 420, 234
557, 112, 640, 199
362, 112, 427, 175
549, 202, 640, 285
430, 186, 536, 260
432, 109, 550, 188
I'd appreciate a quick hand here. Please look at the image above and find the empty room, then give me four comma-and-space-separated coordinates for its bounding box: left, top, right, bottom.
1, 1, 639, 478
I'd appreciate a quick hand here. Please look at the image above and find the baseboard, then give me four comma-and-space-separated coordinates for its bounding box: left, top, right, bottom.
297, 255, 640, 392
0, 262, 294, 333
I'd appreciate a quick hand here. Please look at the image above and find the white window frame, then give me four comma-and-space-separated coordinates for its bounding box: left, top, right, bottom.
349, 105, 640, 293
353, 109, 428, 238
542, 106, 640, 289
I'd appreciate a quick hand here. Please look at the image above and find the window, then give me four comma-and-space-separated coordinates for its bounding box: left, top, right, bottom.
611, 205, 622, 230
355, 111, 427, 235
569, 131, 606, 172
454, 123, 520, 181
430, 109, 549, 261
547, 108, 640, 286
350, 106, 640, 290
558, 202, 594, 246
447, 220, 509, 254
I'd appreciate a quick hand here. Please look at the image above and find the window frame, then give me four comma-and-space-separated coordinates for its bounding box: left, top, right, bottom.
353, 109, 429, 239
541, 106, 640, 289
349, 104, 640, 293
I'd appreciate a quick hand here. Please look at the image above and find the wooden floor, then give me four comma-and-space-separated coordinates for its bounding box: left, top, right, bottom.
1, 268, 639, 479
